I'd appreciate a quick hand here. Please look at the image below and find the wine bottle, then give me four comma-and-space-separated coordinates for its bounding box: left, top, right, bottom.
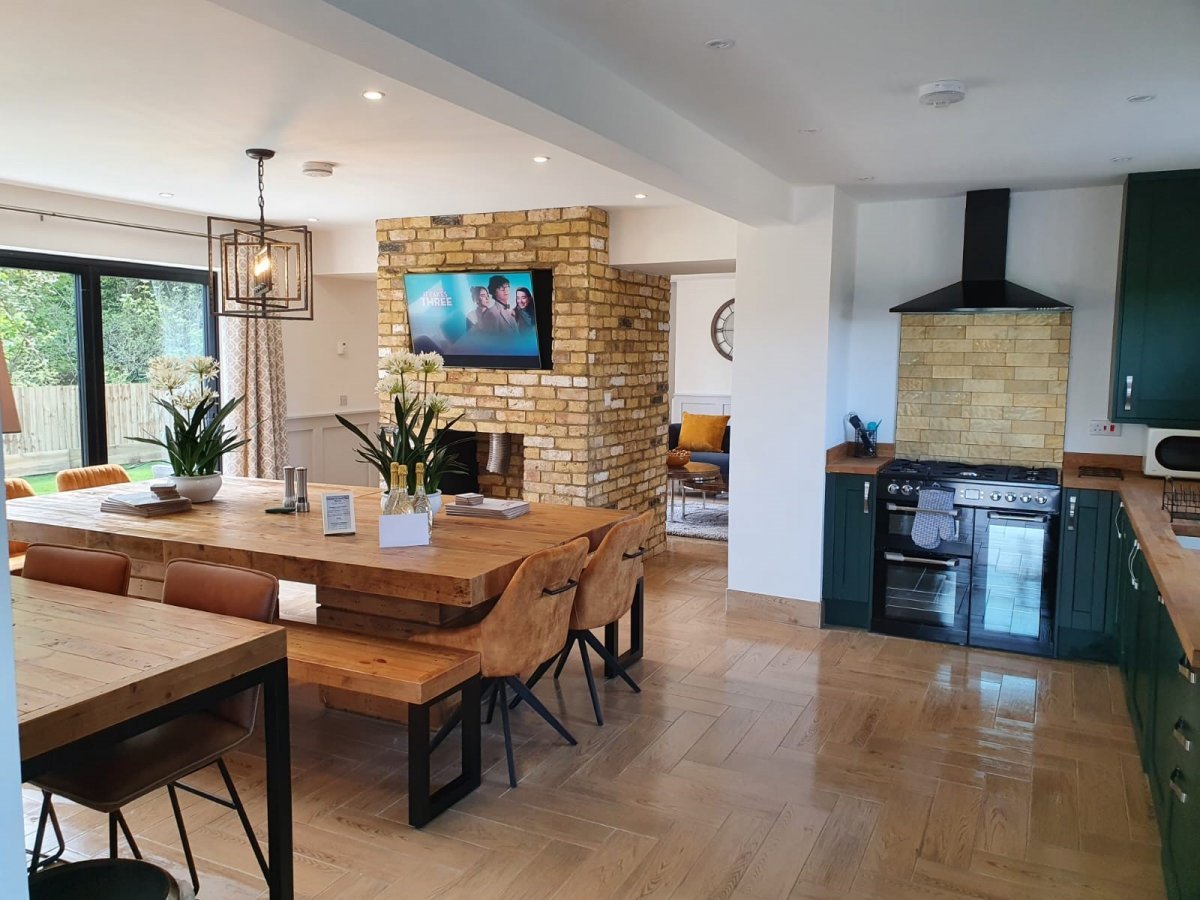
412, 462, 433, 530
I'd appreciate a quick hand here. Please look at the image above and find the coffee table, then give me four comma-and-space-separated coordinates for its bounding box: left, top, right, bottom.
667, 461, 722, 520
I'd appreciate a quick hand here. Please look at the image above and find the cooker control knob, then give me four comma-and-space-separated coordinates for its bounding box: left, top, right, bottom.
990, 491, 1002, 502
887, 482, 899, 495
1020, 494, 1032, 504
900, 484, 914, 496
1035, 495, 1049, 505
1005, 493, 1017, 502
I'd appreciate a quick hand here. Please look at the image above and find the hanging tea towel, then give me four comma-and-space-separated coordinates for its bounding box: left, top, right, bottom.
911, 488, 956, 550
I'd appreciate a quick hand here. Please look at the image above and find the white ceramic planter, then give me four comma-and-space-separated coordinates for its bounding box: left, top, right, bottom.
171, 473, 223, 503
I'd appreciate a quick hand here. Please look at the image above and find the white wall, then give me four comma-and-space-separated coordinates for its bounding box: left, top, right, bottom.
848, 185, 1141, 455
609, 205, 737, 273
728, 187, 836, 605
825, 191, 858, 447
669, 274, 734, 401
281, 275, 379, 418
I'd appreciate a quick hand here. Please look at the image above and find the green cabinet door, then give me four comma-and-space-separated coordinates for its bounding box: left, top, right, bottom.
1116, 503, 1138, 689
1055, 488, 1120, 661
1131, 544, 1161, 762
1154, 608, 1200, 819
1112, 169, 1200, 427
822, 474, 876, 628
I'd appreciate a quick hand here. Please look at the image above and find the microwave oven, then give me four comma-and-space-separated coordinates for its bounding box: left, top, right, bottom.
1144, 428, 1200, 479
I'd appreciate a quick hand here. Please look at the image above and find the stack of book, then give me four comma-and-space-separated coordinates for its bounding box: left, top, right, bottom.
100, 483, 192, 517
454, 493, 485, 506
445, 497, 530, 520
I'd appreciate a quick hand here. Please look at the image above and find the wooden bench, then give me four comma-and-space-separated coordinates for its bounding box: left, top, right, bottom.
283, 621, 482, 827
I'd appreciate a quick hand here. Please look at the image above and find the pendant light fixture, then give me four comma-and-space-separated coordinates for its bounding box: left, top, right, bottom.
208, 148, 313, 320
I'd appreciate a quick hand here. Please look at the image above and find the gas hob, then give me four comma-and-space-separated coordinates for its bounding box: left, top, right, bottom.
879, 458, 1061, 514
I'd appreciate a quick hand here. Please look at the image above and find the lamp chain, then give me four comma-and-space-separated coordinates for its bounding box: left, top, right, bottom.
257, 157, 267, 237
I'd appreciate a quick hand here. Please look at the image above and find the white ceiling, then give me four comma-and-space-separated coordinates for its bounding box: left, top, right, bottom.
0, 0, 680, 226
500, 0, 1200, 196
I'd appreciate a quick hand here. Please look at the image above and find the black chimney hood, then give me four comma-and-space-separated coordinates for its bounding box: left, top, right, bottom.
890, 189, 1072, 314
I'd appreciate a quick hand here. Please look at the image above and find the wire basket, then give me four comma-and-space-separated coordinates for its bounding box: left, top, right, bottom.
1163, 477, 1200, 522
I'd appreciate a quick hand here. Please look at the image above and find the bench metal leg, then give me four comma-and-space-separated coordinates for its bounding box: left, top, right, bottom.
408, 674, 482, 827
604, 576, 644, 678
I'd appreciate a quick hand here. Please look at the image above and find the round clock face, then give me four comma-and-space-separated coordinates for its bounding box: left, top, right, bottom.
711, 298, 734, 360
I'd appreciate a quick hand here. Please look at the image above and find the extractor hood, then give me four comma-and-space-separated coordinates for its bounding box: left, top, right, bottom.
890, 189, 1072, 314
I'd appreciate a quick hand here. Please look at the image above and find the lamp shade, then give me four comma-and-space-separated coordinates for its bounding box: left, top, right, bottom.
0, 343, 21, 435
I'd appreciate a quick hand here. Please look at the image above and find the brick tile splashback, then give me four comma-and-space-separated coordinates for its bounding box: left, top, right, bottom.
894, 312, 1071, 466
377, 207, 670, 552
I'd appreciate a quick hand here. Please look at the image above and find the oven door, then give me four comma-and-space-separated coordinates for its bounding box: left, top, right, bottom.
878, 500, 974, 557
872, 549, 970, 645
969, 510, 1057, 656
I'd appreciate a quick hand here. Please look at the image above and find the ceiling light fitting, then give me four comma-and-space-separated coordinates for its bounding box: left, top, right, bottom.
158, 192, 174, 198
798, 127, 821, 134
532, 155, 550, 163
856, 176, 876, 182
1111, 156, 1134, 164
1126, 94, 1156, 103
208, 148, 313, 321
302, 161, 335, 178
362, 90, 385, 101
633, 193, 647, 199
918, 80, 966, 107
704, 38, 735, 49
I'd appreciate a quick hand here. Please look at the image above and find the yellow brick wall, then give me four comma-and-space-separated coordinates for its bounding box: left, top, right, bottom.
376, 207, 670, 551
895, 312, 1071, 466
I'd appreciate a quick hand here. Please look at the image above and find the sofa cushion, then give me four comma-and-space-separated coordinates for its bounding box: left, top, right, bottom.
677, 412, 730, 452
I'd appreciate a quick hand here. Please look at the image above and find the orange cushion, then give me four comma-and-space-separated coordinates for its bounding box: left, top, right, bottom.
677, 412, 729, 453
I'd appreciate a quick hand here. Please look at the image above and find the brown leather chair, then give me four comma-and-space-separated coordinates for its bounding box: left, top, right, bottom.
55, 464, 131, 493
6, 477, 35, 570
28, 559, 279, 895
519, 512, 652, 725
413, 537, 589, 787
22, 544, 132, 597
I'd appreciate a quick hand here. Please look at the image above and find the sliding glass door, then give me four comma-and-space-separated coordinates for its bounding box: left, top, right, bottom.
0, 252, 214, 493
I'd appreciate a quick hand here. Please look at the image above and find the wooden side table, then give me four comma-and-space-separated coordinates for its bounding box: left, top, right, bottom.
667, 461, 722, 520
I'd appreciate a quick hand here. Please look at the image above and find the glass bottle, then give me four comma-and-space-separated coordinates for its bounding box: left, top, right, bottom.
412, 462, 433, 530
384, 463, 414, 515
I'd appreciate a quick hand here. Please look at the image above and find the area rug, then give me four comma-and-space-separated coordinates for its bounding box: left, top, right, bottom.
666, 504, 728, 542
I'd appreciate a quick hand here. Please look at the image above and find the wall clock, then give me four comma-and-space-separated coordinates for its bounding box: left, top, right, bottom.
710, 298, 734, 360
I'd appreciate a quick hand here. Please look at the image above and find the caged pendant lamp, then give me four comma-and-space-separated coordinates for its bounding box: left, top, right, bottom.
208, 148, 313, 320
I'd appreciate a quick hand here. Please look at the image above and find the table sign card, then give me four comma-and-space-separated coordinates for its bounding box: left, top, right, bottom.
321, 492, 357, 536
379, 512, 431, 548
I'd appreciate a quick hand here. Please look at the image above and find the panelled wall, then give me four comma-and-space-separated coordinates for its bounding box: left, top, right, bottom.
376, 206, 670, 551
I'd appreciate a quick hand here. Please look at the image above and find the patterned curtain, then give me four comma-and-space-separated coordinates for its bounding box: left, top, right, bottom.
220, 316, 289, 478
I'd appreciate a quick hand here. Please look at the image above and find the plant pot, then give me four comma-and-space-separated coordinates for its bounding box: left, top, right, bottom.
170, 473, 222, 504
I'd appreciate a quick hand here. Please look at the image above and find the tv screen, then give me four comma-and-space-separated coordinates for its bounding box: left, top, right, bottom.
402, 269, 553, 369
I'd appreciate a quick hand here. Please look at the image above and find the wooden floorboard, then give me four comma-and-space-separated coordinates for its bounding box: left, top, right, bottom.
23, 536, 1165, 898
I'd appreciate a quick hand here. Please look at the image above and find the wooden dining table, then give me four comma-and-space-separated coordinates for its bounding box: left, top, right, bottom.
14, 576, 293, 898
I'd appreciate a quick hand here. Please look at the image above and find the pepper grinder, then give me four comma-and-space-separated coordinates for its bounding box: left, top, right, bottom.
295, 466, 310, 513
282, 466, 296, 509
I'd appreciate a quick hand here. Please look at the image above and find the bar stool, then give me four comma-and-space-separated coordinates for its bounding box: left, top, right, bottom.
6, 477, 34, 573
29, 858, 182, 900
55, 464, 131, 493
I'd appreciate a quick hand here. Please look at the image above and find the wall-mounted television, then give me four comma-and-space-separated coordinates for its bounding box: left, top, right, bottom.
402, 269, 553, 369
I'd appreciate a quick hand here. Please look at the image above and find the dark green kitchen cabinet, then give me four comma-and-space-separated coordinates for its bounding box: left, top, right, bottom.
822, 474, 875, 628
1130, 543, 1161, 760
1111, 169, 1200, 427
1055, 489, 1121, 661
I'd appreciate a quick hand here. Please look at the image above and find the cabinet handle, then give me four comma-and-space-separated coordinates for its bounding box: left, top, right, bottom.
1125, 375, 1134, 412
1180, 655, 1199, 684
1169, 769, 1188, 804
863, 481, 870, 515
1114, 501, 1124, 540
1129, 541, 1140, 590
884, 551, 958, 568
1067, 495, 1077, 531
1174, 719, 1193, 752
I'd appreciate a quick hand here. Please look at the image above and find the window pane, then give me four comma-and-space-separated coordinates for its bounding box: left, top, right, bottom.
0, 267, 82, 494
101, 275, 207, 481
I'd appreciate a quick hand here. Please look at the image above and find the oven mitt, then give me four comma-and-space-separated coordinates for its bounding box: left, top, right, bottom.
911, 488, 955, 550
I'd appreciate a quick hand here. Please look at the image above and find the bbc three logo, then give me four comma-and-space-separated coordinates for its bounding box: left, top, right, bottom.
419, 284, 453, 308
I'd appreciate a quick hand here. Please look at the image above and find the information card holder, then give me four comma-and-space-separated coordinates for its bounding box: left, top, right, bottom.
379, 512, 431, 548
321, 492, 357, 536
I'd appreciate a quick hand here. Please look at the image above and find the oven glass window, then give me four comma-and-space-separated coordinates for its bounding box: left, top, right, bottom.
977, 518, 1046, 638
884, 559, 965, 626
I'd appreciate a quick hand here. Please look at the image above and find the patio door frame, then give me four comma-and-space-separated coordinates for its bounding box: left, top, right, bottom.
0, 250, 217, 467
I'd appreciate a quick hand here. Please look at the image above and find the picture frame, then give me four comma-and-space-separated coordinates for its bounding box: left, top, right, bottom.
321, 492, 356, 536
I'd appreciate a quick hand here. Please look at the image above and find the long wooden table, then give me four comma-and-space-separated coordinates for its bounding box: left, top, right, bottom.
14, 577, 293, 898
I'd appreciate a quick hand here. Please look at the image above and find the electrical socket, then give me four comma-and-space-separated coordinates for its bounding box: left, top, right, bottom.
1089, 419, 1122, 436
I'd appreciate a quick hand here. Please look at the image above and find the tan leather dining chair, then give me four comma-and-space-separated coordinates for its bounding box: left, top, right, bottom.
21, 543, 132, 597
6, 477, 35, 571
517, 511, 652, 725
414, 537, 589, 788
28, 559, 279, 896
55, 464, 131, 493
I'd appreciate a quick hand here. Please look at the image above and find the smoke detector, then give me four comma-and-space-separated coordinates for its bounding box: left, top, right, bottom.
918, 80, 966, 108
301, 161, 335, 178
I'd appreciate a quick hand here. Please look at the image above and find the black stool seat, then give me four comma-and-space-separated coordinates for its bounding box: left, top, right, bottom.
29, 858, 180, 900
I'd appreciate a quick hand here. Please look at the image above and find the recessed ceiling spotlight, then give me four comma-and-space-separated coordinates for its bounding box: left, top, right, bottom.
1126, 94, 1156, 103
158, 192, 174, 198
856, 176, 876, 182
633, 193, 648, 199
307, 217, 320, 222
1111, 156, 1134, 164
798, 127, 822, 134
532, 155, 551, 163
704, 38, 735, 50
362, 89, 385, 101
918, 80, 967, 107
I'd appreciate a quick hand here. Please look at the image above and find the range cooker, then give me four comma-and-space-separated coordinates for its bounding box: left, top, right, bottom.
873, 458, 1061, 656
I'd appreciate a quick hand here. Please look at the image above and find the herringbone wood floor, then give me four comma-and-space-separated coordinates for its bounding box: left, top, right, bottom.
25, 537, 1163, 898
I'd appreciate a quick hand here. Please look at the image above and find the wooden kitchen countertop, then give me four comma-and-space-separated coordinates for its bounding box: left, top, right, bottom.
825, 442, 894, 475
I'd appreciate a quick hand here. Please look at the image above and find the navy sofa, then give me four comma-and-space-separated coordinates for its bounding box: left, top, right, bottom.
668, 422, 730, 485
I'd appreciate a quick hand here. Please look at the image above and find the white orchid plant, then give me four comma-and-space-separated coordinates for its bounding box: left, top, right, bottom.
337, 350, 468, 493
128, 355, 249, 477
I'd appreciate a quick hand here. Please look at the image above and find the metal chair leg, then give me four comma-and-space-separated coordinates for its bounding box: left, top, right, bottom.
581, 630, 641, 694
114, 810, 141, 859
577, 637, 603, 726
28, 791, 51, 874
217, 758, 269, 882
496, 680, 518, 788
552, 640, 573, 680
511, 644, 569, 710
484, 679, 500, 724
429, 703, 465, 753
167, 783, 199, 896
505, 677, 577, 747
